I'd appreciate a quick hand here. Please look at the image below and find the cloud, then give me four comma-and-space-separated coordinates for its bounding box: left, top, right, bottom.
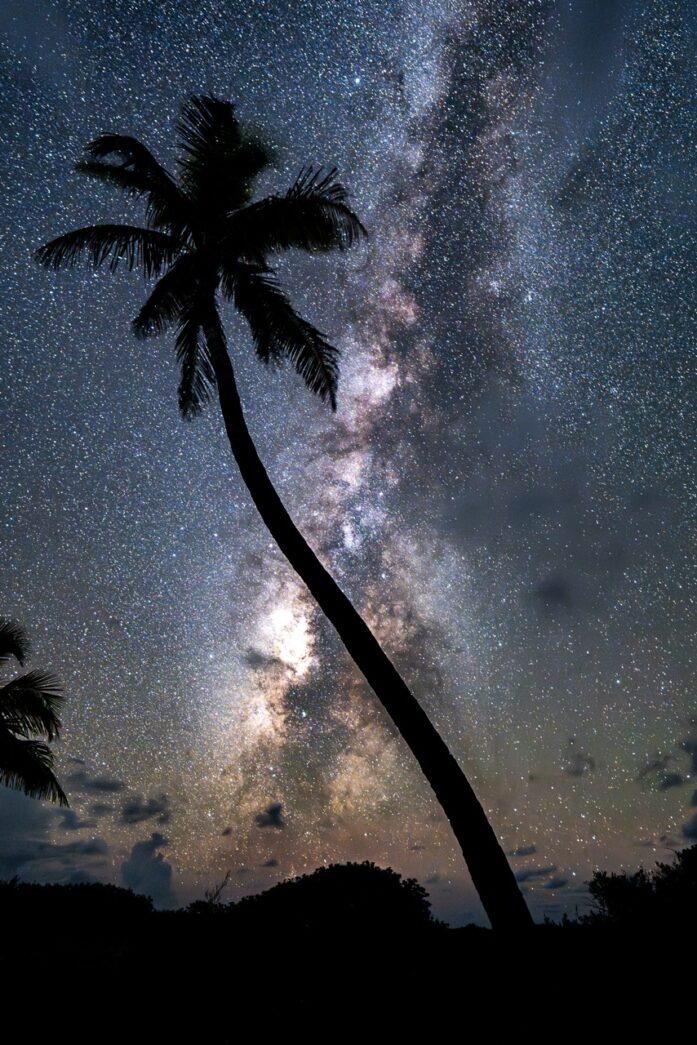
262, 858, 279, 868
636, 754, 685, 792
60, 868, 101, 884
510, 844, 537, 857
254, 802, 285, 829
88, 803, 113, 817
86, 777, 127, 793
658, 834, 684, 849
60, 837, 108, 857
636, 753, 671, 781
120, 794, 171, 826
66, 770, 126, 794
221, 826, 233, 836
681, 815, 697, 841
121, 832, 175, 908
0, 789, 108, 883
544, 876, 569, 890
562, 738, 595, 777
58, 809, 96, 831
515, 865, 558, 884
691, 790, 697, 808
681, 735, 697, 775
533, 575, 572, 613
243, 648, 286, 672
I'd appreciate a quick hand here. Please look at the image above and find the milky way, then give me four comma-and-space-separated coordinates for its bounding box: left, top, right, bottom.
1, 0, 695, 922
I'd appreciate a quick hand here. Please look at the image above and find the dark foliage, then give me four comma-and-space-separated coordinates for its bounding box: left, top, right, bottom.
0, 618, 67, 806
0, 618, 29, 665
0, 878, 153, 924
187, 860, 441, 934
580, 844, 697, 929
1, 858, 689, 1029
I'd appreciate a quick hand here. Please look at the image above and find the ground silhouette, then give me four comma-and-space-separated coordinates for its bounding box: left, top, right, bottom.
1, 852, 692, 1029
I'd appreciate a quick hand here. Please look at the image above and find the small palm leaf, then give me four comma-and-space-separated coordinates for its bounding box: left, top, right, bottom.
75, 165, 189, 243
77, 134, 190, 237
227, 267, 339, 409
284, 164, 367, 247
34, 225, 179, 279
177, 96, 275, 215
83, 133, 176, 186
132, 253, 198, 338
222, 166, 367, 260
0, 671, 64, 741
178, 95, 241, 159
0, 619, 29, 666
0, 728, 69, 807
175, 302, 216, 419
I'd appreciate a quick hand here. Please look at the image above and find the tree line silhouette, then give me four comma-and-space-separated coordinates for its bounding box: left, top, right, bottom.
3, 846, 695, 939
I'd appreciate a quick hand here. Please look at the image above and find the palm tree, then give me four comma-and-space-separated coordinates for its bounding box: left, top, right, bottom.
0, 618, 68, 806
34, 95, 531, 929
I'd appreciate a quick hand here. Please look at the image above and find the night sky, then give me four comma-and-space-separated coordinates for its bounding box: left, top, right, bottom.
1, 0, 695, 924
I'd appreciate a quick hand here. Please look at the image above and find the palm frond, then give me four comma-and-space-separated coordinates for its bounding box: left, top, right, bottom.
284, 161, 367, 245
131, 253, 198, 338
0, 728, 69, 806
0, 672, 64, 741
222, 166, 367, 260
175, 304, 216, 419
75, 161, 190, 241
226, 267, 339, 409
0, 619, 29, 666
75, 158, 151, 195
178, 95, 242, 160
78, 133, 189, 234
284, 164, 368, 247
83, 133, 175, 184
34, 225, 179, 279
177, 96, 275, 215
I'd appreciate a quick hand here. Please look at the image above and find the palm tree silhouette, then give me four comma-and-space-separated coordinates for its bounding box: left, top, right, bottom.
0, 618, 68, 806
35, 95, 531, 929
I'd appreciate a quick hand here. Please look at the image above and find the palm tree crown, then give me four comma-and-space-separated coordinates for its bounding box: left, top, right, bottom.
35, 95, 366, 416
0, 618, 68, 806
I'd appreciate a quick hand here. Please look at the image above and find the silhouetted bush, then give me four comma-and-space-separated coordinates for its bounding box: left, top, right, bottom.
187, 859, 442, 936
0, 878, 153, 927
582, 843, 697, 929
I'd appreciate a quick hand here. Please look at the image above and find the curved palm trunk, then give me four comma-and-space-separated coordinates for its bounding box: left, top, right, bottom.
204, 314, 533, 931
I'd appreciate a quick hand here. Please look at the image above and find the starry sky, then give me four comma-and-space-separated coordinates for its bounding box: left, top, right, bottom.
1, 0, 695, 923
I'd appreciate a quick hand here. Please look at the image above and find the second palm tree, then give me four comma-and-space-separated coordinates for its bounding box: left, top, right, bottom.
0, 618, 68, 806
